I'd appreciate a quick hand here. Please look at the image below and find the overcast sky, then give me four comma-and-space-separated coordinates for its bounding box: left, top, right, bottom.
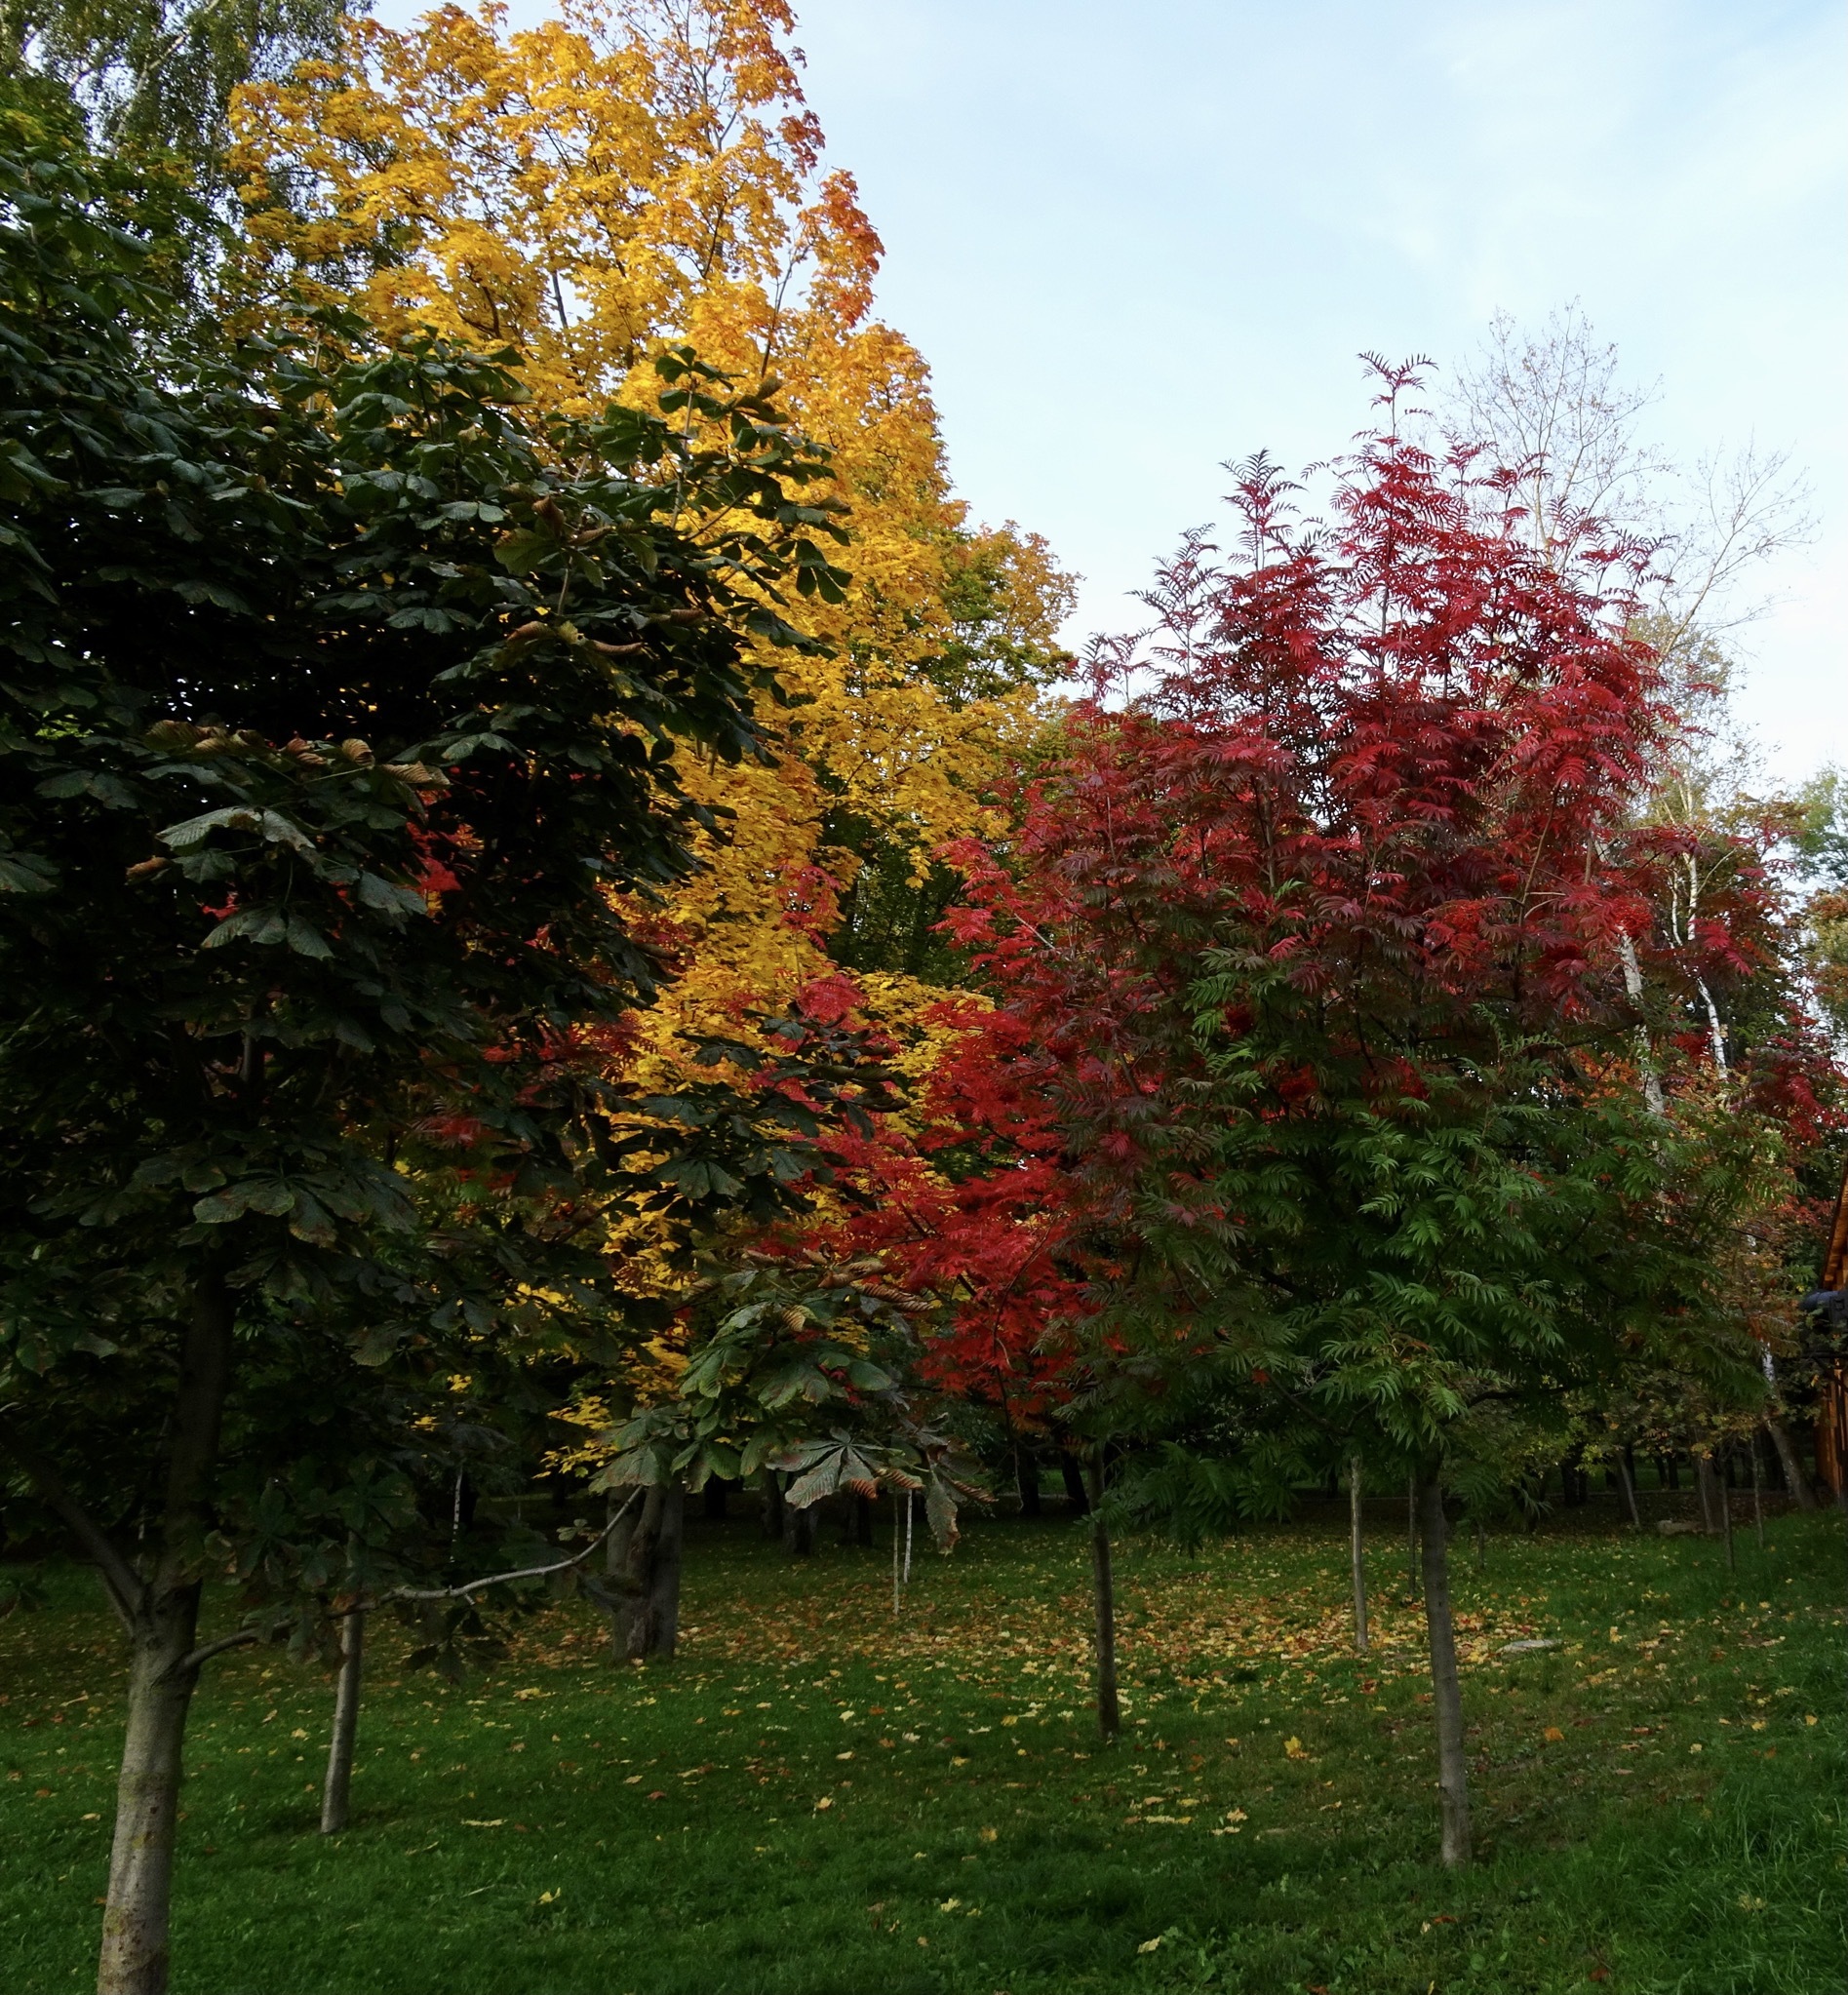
378, 0, 1846, 784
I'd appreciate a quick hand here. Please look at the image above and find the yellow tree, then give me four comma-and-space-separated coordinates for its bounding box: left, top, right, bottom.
230, 0, 1071, 1068
228, 2, 1070, 1464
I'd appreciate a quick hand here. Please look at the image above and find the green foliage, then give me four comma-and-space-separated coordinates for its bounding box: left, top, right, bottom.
596, 1253, 987, 1548
0, 133, 845, 1621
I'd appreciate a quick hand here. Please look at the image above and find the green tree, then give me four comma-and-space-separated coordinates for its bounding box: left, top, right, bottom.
0, 136, 845, 1995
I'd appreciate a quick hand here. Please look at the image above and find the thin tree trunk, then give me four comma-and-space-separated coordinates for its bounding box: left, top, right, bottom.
1405, 1476, 1418, 1601
320, 1609, 365, 1834
1615, 1451, 1640, 1530
853, 1494, 874, 1545
1016, 1446, 1042, 1519
1086, 1456, 1119, 1742
1416, 1470, 1472, 1867
1765, 1417, 1817, 1511
1059, 1451, 1089, 1513
1718, 1462, 1735, 1572
1348, 1458, 1368, 1654
1474, 1518, 1486, 1572
1750, 1442, 1765, 1550
99, 1274, 235, 1995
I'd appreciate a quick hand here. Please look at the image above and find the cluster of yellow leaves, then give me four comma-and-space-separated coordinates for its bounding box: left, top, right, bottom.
227, 2, 1073, 1381
228, 0, 1072, 1042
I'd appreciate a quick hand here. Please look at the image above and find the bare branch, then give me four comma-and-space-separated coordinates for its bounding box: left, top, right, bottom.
177, 1615, 293, 1676
389, 1491, 640, 1605
0, 1411, 145, 1630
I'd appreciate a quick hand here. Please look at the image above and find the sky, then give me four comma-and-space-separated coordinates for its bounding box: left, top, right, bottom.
378, 0, 1847, 784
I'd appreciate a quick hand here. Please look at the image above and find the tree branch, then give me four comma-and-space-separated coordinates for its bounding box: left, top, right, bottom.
0, 1411, 145, 1631
389, 1491, 641, 1605
177, 1615, 294, 1677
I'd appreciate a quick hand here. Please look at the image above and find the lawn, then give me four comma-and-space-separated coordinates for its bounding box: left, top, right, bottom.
3, 1501, 1842, 1994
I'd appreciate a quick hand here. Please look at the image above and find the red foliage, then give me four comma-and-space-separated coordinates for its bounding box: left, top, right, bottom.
834, 373, 1702, 1406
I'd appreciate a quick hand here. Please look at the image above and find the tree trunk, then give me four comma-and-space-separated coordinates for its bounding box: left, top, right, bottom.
781, 1485, 815, 1559
761, 1473, 785, 1540
1696, 1452, 1721, 1535
99, 1592, 203, 1995
1416, 1470, 1472, 1867
1405, 1476, 1418, 1601
1765, 1418, 1817, 1511
1750, 1441, 1765, 1550
646, 1483, 684, 1657
703, 1478, 729, 1521
1016, 1447, 1042, 1519
1348, 1458, 1368, 1654
1059, 1452, 1089, 1514
612, 1483, 685, 1660
1086, 1457, 1119, 1742
320, 1609, 365, 1834
99, 1275, 234, 1995
853, 1494, 875, 1545
1718, 1462, 1735, 1571
1615, 1450, 1640, 1529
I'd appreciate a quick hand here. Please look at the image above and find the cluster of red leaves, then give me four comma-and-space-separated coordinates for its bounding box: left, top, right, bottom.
821, 383, 1724, 1404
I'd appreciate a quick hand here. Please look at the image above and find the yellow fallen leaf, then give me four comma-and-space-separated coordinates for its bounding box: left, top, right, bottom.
979, 1826, 998, 1842
1543, 1727, 1564, 1743
814, 1796, 834, 1810
1138, 1936, 1163, 1954
1283, 1737, 1308, 1760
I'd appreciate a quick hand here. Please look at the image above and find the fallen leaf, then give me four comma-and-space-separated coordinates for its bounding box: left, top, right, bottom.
1543, 1727, 1564, 1743
1137, 1936, 1163, 1954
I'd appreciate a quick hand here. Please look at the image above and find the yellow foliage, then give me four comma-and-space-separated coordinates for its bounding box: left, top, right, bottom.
229, 2, 1072, 1402
229, 0, 1072, 1074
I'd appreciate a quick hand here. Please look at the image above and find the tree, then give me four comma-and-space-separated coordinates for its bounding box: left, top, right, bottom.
0, 135, 843, 1995
226, 0, 1074, 1067
872, 367, 1745, 1863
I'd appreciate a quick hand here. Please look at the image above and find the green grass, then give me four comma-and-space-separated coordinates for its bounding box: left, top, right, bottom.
2, 1503, 1842, 1994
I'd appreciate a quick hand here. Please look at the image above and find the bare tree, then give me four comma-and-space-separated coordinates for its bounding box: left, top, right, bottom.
1448, 302, 1812, 673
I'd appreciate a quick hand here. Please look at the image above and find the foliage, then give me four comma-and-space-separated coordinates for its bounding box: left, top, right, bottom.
591, 1248, 986, 1547
835, 370, 1784, 1533
0, 131, 842, 1623
226, 0, 1076, 1065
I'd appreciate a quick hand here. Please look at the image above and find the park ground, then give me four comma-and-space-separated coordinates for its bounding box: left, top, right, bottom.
1, 1497, 1842, 1995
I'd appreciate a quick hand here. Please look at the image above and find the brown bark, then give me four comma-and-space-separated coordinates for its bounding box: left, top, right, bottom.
1059, 1451, 1089, 1514
611, 1483, 686, 1660
1016, 1447, 1042, 1518
1696, 1451, 1721, 1535
1417, 1470, 1472, 1867
1750, 1441, 1765, 1550
98, 1274, 235, 1995
1086, 1456, 1119, 1742
1348, 1458, 1368, 1654
1765, 1418, 1817, 1511
319, 1609, 365, 1834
